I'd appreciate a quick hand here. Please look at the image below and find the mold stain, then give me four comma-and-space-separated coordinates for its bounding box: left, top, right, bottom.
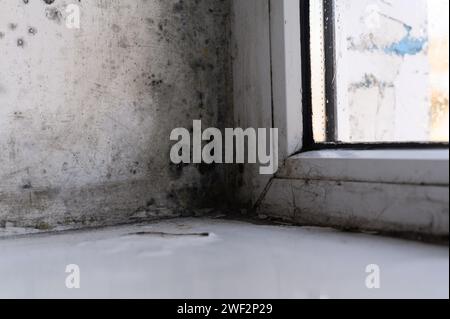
0, 0, 233, 228
17, 38, 25, 48
45, 7, 63, 24
173, 1, 184, 13
8, 23, 18, 31
28, 27, 37, 35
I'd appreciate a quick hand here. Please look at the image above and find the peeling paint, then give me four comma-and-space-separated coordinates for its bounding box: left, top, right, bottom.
384, 27, 428, 57
347, 25, 427, 57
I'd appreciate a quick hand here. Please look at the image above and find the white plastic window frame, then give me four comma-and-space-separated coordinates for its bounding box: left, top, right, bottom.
266, 0, 449, 236
271, 0, 449, 185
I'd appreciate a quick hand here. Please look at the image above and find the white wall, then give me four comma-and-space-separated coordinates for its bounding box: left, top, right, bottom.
0, 0, 233, 229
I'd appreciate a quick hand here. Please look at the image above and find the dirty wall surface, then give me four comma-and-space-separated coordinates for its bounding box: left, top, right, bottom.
0, 0, 233, 229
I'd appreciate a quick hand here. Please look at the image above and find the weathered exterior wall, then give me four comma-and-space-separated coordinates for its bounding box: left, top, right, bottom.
334, 0, 449, 143
0, 0, 233, 229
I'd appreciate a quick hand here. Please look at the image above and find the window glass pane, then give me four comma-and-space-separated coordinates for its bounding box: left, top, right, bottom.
313, 0, 449, 143
310, 0, 327, 142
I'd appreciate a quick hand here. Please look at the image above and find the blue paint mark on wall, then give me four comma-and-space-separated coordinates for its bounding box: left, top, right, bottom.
384, 35, 427, 56
384, 26, 428, 57
349, 22, 428, 57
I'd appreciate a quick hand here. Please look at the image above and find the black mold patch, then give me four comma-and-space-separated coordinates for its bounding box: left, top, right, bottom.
1, 0, 234, 228
197, 162, 216, 176
169, 162, 188, 180
8, 23, 18, 31
173, 1, 184, 13
17, 38, 25, 47
22, 182, 32, 190
28, 27, 37, 35
45, 7, 63, 24
111, 24, 121, 33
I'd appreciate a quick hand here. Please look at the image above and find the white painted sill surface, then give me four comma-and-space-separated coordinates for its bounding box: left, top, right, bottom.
0, 218, 448, 299
278, 149, 450, 186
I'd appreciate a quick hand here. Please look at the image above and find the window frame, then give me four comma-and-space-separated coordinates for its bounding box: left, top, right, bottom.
301, 0, 450, 150
274, 0, 450, 157
232, 0, 449, 237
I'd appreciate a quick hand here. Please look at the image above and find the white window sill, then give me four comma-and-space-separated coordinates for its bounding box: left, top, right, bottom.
278, 149, 449, 186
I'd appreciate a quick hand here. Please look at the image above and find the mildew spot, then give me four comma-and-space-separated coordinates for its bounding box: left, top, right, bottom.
22, 182, 32, 190
173, 1, 184, 13
45, 7, 62, 24
28, 27, 37, 35
8, 23, 18, 31
111, 24, 121, 33
17, 38, 25, 47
